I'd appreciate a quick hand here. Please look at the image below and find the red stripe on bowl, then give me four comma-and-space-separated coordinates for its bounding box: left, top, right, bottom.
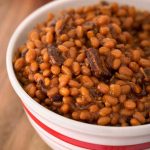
23, 104, 150, 150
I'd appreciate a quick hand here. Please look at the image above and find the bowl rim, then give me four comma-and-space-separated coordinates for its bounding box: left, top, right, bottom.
6, 0, 150, 137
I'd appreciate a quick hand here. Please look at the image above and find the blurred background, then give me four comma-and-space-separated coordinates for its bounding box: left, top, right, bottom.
0, 0, 52, 150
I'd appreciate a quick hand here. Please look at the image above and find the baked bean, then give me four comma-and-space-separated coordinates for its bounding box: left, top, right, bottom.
60, 104, 70, 114
40, 63, 50, 70
87, 30, 94, 39
97, 15, 110, 25
24, 83, 36, 97
112, 58, 121, 70
76, 53, 86, 62
121, 109, 133, 116
76, 97, 88, 106
99, 107, 112, 116
50, 77, 59, 87
132, 84, 142, 94
97, 116, 111, 125
60, 34, 69, 42
41, 35, 46, 44
111, 113, 119, 125
89, 105, 99, 113
124, 99, 136, 109
82, 75, 94, 87
14, 58, 25, 71
111, 23, 121, 34
111, 49, 122, 58
146, 86, 150, 93
90, 37, 100, 48
132, 50, 141, 62
69, 80, 80, 88
103, 95, 118, 106
80, 110, 91, 120
119, 66, 133, 77
44, 78, 51, 87
121, 85, 131, 94
41, 49, 48, 55
99, 46, 110, 55
75, 40, 82, 47
80, 86, 90, 96
55, 19, 63, 33
99, 26, 109, 35
129, 62, 139, 72
70, 87, 79, 96
115, 80, 126, 85
119, 95, 126, 103
91, 77, 99, 85
46, 31, 53, 44
61, 65, 72, 76
64, 58, 74, 67
25, 49, 36, 63
121, 122, 129, 127
72, 62, 81, 75
51, 65, 60, 75
30, 61, 38, 72
123, 17, 133, 29
43, 69, 51, 77
130, 118, 141, 126
47, 87, 58, 98
121, 55, 131, 65
97, 82, 109, 94
75, 18, 85, 25
141, 40, 150, 47
44, 98, 52, 105
35, 90, 46, 100
59, 87, 70, 96
76, 26, 84, 38
29, 30, 39, 41
58, 45, 68, 52
34, 98, 41, 103
43, 52, 49, 62
112, 104, 120, 113
63, 96, 73, 104
81, 66, 91, 76
26, 40, 35, 49
68, 47, 77, 58
72, 111, 80, 120
139, 58, 150, 67
68, 29, 76, 38
103, 38, 116, 48
137, 102, 145, 111
34, 73, 43, 82
63, 41, 75, 48
145, 102, 150, 109
28, 74, 34, 82
59, 74, 70, 87
110, 84, 121, 97
111, 2, 119, 13
133, 112, 145, 124
23, 66, 31, 77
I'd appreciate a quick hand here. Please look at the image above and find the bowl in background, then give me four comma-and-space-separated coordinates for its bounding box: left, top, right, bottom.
6, 0, 150, 149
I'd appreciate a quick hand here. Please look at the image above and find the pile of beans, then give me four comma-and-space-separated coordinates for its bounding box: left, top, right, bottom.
13, 1, 150, 126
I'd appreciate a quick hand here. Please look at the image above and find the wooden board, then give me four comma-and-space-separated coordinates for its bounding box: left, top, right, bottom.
0, 0, 52, 149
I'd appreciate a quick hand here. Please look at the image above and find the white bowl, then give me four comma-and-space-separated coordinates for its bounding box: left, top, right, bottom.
6, 0, 150, 149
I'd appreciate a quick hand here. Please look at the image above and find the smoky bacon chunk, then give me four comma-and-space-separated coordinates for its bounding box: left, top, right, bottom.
86, 48, 112, 77
48, 45, 64, 65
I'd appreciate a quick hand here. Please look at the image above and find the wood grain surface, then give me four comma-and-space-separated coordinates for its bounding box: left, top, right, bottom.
0, 0, 52, 150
